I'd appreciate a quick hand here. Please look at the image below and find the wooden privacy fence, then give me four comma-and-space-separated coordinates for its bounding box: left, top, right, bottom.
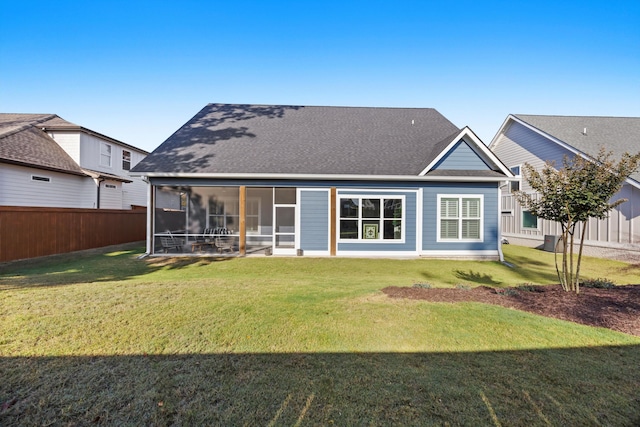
0, 206, 146, 263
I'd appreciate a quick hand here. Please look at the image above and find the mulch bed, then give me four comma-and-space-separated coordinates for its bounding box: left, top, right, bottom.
382, 284, 640, 337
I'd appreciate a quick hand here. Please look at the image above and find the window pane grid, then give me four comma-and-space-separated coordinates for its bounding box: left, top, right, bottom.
339, 197, 403, 241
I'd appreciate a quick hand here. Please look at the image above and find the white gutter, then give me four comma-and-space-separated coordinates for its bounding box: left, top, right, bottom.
130, 172, 517, 183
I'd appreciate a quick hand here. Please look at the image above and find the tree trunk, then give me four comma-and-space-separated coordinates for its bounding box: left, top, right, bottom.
575, 220, 588, 294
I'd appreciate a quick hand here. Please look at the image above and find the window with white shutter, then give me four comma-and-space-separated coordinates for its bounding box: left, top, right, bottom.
437, 195, 483, 241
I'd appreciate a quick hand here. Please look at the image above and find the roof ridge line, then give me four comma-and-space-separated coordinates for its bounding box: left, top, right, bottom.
207, 102, 440, 111
0, 114, 58, 139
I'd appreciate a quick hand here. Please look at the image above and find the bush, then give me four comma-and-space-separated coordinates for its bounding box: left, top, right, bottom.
581, 278, 616, 289
412, 283, 432, 289
455, 284, 472, 290
495, 288, 519, 296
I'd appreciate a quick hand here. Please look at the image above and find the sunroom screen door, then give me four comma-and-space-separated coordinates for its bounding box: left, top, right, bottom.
273, 205, 296, 255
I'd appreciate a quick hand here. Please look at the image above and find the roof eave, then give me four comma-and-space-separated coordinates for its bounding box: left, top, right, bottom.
43, 125, 149, 155
131, 172, 512, 183
0, 158, 88, 177
82, 168, 133, 183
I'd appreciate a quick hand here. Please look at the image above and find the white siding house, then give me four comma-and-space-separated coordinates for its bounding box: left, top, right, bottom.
0, 163, 95, 208
489, 114, 640, 253
0, 113, 149, 209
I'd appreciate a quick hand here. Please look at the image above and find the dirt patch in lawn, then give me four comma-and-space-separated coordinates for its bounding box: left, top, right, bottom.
382, 284, 640, 337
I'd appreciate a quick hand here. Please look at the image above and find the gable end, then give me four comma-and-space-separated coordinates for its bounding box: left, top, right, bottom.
431, 140, 492, 171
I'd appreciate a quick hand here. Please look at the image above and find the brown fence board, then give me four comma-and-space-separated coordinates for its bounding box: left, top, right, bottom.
0, 206, 146, 263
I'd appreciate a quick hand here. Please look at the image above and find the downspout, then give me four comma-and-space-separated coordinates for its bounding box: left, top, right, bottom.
142, 176, 153, 257
96, 178, 105, 209
498, 181, 507, 262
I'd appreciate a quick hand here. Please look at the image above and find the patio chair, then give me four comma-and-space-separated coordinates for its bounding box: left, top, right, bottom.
160, 231, 184, 253
191, 228, 216, 252
214, 228, 235, 253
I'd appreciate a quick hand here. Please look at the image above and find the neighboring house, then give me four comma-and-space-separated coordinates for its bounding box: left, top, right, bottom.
489, 114, 640, 252
131, 103, 513, 258
0, 113, 148, 209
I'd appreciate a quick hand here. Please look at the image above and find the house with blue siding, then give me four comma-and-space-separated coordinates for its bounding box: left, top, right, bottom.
131, 104, 513, 259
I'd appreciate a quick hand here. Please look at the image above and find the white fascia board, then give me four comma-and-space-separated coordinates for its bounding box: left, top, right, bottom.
501, 116, 640, 190
418, 130, 462, 176
488, 115, 516, 150
458, 127, 514, 176
418, 127, 514, 177
137, 172, 511, 182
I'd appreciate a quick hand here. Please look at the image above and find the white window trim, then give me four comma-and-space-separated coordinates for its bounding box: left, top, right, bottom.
100, 142, 112, 168
509, 164, 522, 193
337, 194, 406, 244
245, 197, 262, 235
521, 209, 540, 230
436, 194, 484, 242
207, 196, 261, 234
122, 149, 131, 171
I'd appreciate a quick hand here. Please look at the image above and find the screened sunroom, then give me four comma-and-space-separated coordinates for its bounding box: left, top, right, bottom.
152, 186, 297, 255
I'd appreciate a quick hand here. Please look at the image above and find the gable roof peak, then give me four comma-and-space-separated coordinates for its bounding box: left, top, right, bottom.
497, 113, 640, 184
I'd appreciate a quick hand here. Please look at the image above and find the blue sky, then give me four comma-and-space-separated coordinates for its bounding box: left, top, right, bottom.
1, 0, 639, 152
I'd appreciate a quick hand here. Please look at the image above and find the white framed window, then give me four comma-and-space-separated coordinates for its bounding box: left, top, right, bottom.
509, 165, 521, 193
338, 195, 404, 242
437, 194, 484, 242
522, 210, 539, 229
122, 150, 131, 170
209, 198, 238, 231
100, 143, 112, 167
246, 198, 261, 234
31, 175, 51, 183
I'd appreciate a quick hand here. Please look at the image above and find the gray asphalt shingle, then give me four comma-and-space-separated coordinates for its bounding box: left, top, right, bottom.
132, 104, 462, 176
514, 114, 640, 182
0, 114, 86, 175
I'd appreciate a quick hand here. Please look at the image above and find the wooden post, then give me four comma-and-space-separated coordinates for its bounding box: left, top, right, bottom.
239, 186, 246, 256
330, 187, 337, 256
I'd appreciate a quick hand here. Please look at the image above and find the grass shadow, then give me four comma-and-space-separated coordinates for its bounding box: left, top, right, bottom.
0, 245, 234, 291
1, 346, 639, 425
454, 270, 502, 286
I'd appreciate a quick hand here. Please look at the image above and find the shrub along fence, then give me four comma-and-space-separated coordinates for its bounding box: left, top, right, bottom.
0, 206, 146, 263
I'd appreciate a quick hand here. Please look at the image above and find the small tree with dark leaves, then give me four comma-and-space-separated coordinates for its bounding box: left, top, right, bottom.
516, 147, 640, 293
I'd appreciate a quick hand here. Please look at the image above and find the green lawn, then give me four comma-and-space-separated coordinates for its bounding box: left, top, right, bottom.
1, 245, 639, 425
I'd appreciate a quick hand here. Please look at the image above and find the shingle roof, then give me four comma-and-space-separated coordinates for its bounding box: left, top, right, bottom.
132, 104, 462, 176
0, 114, 86, 175
82, 168, 133, 183
514, 114, 640, 182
